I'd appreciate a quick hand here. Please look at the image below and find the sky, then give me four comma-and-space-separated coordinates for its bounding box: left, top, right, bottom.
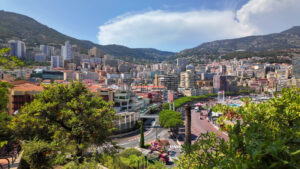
1, 0, 300, 52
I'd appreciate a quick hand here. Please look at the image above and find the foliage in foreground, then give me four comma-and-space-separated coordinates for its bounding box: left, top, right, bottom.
0, 81, 13, 147
99, 148, 166, 169
176, 88, 300, 168
21, 140, 55, 169
10, 82, 116, 165
0, 48, 24, 69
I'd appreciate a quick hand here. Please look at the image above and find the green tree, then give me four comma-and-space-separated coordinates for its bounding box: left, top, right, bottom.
139, 120, 145, 148
0, 112, 13, 147
0, 81, 12, 112
0, 48, 24, 147
0, 48, 24, 69
0, 81, 14, 147
21, 139, 56, 169
10, 82, 116, 161
159, 110, 183, 136
176, 88, 300, 168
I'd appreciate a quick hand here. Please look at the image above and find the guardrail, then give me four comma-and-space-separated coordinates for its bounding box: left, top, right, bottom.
0, 143, 21, 169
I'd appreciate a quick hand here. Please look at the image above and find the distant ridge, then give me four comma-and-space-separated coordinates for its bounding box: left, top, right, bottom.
0, 10, 174, 63
173, 26, 300, 59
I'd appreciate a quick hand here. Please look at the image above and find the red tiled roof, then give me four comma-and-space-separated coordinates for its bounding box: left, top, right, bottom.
13, 83, 43, 91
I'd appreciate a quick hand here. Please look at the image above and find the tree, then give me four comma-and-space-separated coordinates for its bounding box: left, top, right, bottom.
10, 82, 116, 161
0, 81, 13, 113
159, 110, 183, 136
176, 88, 300, 168
0, 81, 13, 147
0, 112, 13, 147
0, 48, 24, 69
139, 120, 145, 148
0, 48, 23, 147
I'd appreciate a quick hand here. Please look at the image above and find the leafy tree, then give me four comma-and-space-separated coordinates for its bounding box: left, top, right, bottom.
0, 48, 24, 69
0, 48, 23, 147
21, 139, 56, 169
0, 81, 13, 112
0, 112, 13, 147
0, 81, 13, 147
176, 88, 300, 168
10, 82, 116, 161
159, 110, 183, 136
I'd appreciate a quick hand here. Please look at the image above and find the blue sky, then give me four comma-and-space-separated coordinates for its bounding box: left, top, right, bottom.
1, 0, 300, 52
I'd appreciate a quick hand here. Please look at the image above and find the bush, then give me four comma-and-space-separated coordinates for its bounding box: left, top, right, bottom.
63, 161, 102, 169
119, 148, 142, 158
21, 140, 55, 169
144, 143, 151, 149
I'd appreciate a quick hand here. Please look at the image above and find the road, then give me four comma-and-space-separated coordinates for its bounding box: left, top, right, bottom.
113, 118, 182, 165
177, 106, 229, 145
114, 119, 166, 148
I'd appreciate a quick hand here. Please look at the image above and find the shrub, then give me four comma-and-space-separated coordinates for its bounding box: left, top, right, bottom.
119, 148, 142, 158
63, 160, 101, 169
21, 140, 55, 169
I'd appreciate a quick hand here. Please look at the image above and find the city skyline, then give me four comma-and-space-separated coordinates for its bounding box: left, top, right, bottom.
2, 0, 300, 51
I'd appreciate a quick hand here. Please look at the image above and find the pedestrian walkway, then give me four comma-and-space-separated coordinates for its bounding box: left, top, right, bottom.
178, 109, 229, 145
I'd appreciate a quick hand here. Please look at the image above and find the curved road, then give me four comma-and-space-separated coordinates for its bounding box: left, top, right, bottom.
114, 119, 167, 148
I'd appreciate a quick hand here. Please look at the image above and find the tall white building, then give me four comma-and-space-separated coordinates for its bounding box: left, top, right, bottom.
8, 40, 26, 58
40, 45, 48, 56
51, 56, 63, 70
40, 45, 55, 58
61, 41, 71, 61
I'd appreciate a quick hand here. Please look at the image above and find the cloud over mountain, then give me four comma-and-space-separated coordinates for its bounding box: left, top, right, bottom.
98, 0, 300, 51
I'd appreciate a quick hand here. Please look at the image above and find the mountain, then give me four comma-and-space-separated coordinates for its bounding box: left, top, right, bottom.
174, 26, 300, 60
0, 10, 174, 63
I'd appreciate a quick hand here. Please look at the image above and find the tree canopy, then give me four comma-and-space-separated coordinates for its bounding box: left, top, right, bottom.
0, 48, 24, 69
159, 110, 183, 129
0, 81, 13, 147
10, 82, 116, 160
176, 88, 300, 168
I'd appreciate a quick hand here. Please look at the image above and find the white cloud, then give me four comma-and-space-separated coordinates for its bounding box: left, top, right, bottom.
98, 0, 300, 52
237, 0, 300, 34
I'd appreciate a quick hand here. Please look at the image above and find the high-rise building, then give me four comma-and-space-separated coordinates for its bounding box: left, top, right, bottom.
155, 74, 179, 91
213, 75, 227, 92
88, 47, 103, 58
40, 45, 48, 56
293, 56, 300, 79
8, 40, 26, 58
220, 65, 227, 76
51, 56, 63, 70
179, 70, 195, 89
61, 41, 71, 61
40, 45, 55, 59
34, 53, 46, 62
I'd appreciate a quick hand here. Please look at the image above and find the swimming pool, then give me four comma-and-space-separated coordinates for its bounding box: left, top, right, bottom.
229, 103, 241, 107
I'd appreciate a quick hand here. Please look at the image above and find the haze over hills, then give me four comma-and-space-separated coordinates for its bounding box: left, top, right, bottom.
174, 26, 300, 60
0, 10, 174, 63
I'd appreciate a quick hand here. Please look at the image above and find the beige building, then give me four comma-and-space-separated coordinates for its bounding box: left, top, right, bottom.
88, 47, 103, 58
179, 70, 195, 89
